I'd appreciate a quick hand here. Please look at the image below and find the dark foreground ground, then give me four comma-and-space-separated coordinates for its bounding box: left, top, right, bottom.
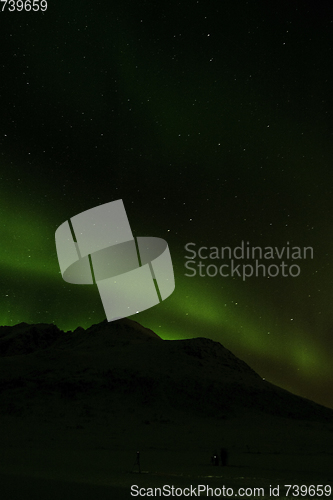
1, 453, 332, 499
0, 413, 332, 499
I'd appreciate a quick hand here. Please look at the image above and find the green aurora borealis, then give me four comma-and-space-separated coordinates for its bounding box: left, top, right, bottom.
1, 0, 333, 409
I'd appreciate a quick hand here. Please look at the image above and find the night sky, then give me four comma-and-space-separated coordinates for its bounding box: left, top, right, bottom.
1, 1, 333, 409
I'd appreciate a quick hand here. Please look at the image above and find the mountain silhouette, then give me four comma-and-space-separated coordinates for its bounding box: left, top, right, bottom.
0, 318, 331, 423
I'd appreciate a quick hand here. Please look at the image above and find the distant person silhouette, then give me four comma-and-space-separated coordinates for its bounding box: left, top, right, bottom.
132, 451, 141, 473
220, 447, 228, 466
211, 451, 219, 466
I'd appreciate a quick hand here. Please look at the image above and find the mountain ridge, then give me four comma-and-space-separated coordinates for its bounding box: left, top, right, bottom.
0, 319, 332, 423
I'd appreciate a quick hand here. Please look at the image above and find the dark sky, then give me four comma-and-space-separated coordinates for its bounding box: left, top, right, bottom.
1, 0, 333, 409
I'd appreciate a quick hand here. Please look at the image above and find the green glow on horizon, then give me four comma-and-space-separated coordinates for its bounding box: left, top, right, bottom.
0, 224, 328, 385
138, 281, 329, 384
0, 189, 330, 406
